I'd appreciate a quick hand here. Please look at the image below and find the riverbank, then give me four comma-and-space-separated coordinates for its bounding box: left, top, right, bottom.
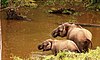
11, 47, 100, 60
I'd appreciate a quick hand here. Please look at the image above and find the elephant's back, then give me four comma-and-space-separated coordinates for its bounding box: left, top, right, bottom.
67, 40, 78, 48
68, 28, 92, 41
54, 40, 71, 50
82, 28, 92, 41
66, 40, 80, 51
67, 28, 82, 39
53, 40, 80, 52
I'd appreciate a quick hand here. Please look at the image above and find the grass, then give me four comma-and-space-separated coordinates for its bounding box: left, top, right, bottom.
11, 47, 100, 60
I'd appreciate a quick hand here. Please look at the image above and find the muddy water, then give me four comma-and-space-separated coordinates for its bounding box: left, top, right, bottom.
1, 7, 100, 59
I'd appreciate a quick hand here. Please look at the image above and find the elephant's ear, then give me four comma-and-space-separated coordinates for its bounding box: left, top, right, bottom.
60, 25, 67, 37
47, 39, 53, 48
47, 41, 52, 49
63, 25, 66, 34
44, 41, 52, 51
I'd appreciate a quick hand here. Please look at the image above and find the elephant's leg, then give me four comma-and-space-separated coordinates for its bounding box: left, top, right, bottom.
83, 46, 88, 53
54, 49, 58, 56
77, 44, 83, 53
83, 45, 89, 53
52, 47, 58, 56
83, 40, 90, 52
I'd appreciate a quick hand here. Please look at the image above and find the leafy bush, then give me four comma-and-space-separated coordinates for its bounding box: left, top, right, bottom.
1, 0, 38, 8
44, 47, 100, 60
13, 0, 38, 8
86, 0, 100, 11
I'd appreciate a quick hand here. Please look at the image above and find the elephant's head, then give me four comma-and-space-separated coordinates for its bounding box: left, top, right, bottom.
38, 39, 52, 51
52, 22, 71, 38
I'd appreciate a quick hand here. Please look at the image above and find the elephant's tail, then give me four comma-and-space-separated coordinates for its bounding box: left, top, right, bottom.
90, 41, 93, 49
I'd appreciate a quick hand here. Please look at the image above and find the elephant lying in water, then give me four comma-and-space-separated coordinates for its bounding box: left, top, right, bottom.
51, 22, 92, 52
38, 39, 80, 56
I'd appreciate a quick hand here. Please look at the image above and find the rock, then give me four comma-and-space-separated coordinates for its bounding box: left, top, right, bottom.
6, 8, 31, 21
48, 8, 75, 15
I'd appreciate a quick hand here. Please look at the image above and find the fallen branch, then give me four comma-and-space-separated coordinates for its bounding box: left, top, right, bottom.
72, 23, 100, 27
55, 22, 100, 27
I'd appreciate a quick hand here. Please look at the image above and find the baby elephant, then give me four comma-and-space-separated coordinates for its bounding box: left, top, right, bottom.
38, 39, 80, 55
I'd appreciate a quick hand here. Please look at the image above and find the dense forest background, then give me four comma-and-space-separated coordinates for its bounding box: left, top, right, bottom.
1, 0, 100, 11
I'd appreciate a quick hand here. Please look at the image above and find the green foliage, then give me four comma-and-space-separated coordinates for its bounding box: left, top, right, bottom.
90, 0, 97, 4
44, 0, 70, 6
13, 0, 38, 8
86, 3, 100, 11
44, 0, 55, 6
1, 0, 38, 8
10, 56, 23, 60
1, 0, 8, 8
44, 0, 83, 6
62, 9, 73, 14
89, 0, 100, 4
86, 0, 100, 11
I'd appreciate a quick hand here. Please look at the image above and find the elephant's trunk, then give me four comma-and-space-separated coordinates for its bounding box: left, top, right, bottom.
38, 44, 43, 50
51, 30, 58, 38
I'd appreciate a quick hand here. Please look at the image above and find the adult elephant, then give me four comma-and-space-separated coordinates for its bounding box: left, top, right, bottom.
51, 22, 92, 52
38, 39, 80, 56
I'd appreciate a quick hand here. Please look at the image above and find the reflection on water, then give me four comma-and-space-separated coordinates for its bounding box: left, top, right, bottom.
1, 6, 100, 60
